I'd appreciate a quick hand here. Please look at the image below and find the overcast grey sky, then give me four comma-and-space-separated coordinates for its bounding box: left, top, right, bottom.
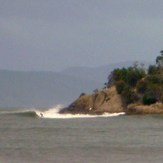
0, 0, 163, 71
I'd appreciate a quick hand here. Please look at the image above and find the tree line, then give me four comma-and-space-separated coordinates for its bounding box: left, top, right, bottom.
107, 51, 163, 106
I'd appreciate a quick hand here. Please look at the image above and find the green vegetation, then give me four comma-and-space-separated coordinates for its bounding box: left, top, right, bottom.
107, 51, 163, 106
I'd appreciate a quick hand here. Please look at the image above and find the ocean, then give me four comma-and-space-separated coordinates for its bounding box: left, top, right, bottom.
0, 106, 163, 163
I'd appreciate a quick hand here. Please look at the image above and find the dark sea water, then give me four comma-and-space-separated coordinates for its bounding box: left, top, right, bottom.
0, 107, 163, 163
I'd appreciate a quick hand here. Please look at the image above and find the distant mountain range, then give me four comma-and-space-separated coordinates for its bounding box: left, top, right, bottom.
61, 61, 135, 83
0, 61, 150, 108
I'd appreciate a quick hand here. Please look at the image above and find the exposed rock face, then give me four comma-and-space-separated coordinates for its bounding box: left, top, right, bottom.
127, 103, 163, 114
60, 86, 124, 114
60, 85, 163, 115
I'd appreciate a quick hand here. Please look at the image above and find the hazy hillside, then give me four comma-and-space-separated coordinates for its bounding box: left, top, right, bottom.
61, 61, 152, 84
0, 70, 101, 108
0, 61, 150, 108
61, 61, 137, 84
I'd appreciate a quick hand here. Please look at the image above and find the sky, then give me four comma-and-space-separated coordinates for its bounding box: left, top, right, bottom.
0, 0, 163, 71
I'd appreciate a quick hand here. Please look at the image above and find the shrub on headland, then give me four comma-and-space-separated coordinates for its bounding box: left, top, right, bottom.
142, 94, 157, 105
121, 87, 138, 105
136, 80, 147, 94
115, 80, 126, 94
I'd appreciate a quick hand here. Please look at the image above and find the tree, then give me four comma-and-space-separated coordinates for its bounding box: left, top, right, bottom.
115, 80, 127, 94
126, 67, 145, 87
109, 65, 145, 87
156, 50, 163, 73
122, 87, 138, 105
148, 65, 158, 75
136, 80, 147, 94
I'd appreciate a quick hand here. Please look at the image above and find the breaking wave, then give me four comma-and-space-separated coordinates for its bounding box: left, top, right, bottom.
0, 109, 39, 117
0, 105, 125, 119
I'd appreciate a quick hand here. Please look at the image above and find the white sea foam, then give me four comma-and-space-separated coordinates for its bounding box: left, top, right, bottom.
36, 105, 125, 119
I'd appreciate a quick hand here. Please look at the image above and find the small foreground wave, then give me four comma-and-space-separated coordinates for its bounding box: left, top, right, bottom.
0, 105, 125, 119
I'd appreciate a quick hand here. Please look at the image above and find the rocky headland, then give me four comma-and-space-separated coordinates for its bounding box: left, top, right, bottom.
60, 86, 163, 115
60, 51, 163, 115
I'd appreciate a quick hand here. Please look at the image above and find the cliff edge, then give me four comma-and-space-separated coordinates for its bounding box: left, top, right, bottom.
60, 86, 124, 114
